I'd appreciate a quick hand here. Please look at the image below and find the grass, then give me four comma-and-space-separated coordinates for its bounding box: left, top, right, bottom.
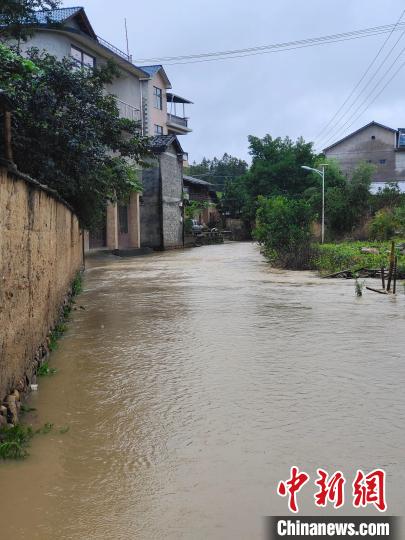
37, 362, 57, 377
0, 425, 34, 460
46, 270, 83, 353
312, 240, 405, 276
0, 422, 70, 460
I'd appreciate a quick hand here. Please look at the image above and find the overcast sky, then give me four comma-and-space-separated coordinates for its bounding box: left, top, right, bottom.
68, 0, 405, 163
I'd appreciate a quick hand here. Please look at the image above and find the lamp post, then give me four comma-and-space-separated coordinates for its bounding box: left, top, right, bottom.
301, 164, 328, 243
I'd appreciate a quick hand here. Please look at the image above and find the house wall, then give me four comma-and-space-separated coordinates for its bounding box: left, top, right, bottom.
140, 145, 183, 249
146, 72, 169, 136
0, 164, 83, 403
140, 162, 162, 249
20, 29, 142, 114
325, 125, 397, 181
161, 148, 183, 248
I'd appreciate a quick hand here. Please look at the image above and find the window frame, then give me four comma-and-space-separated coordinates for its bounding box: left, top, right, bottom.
154, 124, 164, 135
70, 45, 96, 68
153, 86, 163, 110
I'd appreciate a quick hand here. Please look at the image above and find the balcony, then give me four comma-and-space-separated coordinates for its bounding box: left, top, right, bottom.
167, 114, 188, 128
116, 98, 142, 124
167, 92, 193, 134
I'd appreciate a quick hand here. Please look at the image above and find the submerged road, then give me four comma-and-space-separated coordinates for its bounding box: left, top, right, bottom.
1, 242, 404, 539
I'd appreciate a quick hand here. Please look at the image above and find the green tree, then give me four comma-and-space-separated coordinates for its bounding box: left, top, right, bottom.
186, 153, 248, 191
371, 181, 405, 211
303, 160, 373, 238
254, 195, 316, 269
246, 135, 317, 197
0, 0, 60, 42
0, 44, 149, 228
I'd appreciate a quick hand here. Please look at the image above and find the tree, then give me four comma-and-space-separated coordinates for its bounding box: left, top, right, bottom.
303, 160, 373, 238
0, 0, 60, 42
246, 135, 317, 197
0, 44, 149, 228
371, 181, 405, 211
254, 195, 316, 269
186, 153, 248, 191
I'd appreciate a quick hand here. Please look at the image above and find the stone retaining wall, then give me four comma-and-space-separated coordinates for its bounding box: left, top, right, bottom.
0, 163, 83, 424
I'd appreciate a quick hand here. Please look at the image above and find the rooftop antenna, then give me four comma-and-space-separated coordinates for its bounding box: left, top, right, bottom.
124, 18, 132, 62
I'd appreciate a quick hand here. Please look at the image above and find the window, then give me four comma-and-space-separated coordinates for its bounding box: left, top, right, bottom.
153, 86, 163, 109
154, 124, 163, 135
70, 45, 95, 68
379, 159, 386, 165
371, 135, 376, 140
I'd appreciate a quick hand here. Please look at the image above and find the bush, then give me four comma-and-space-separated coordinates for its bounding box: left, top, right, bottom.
370, 209, 398, 240
254, 195, 316, 269
313, 241, 405, 275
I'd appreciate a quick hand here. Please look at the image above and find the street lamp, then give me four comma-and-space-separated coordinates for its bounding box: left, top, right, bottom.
301, 164, 328, 243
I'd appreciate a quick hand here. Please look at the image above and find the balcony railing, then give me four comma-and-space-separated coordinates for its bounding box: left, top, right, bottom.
167, 113, 188, 128
97, 35, 132, 62
116, 98, 141, 124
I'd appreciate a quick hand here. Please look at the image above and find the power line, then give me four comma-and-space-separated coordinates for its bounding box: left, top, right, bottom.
318, 16, 405, 147
320, 42, 405, 149
135, 22, 405, 65
315, 8, 405, 142
321, 58, 405, 150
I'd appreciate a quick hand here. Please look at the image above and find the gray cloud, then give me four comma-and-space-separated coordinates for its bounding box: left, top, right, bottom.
75, 0, 405, 162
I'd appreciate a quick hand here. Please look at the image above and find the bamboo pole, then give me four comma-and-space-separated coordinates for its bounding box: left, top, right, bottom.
381, 266, 385, 290
366, 287, 388, 295
386, 241, 395, 292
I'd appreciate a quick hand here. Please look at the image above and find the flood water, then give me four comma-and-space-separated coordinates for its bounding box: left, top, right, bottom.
1, 242, 404, 539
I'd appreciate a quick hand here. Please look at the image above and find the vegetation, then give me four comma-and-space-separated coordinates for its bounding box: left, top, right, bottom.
303, 161, 374, 238
0, 44, 149, 228
0, 421, 67, 460
0, 0, 60, 42
0, 424, 34, 459
313, 241, 405, 276
186, 153, 248, 191
254, 195, 316, 269
37, 361, 57, 377
354, 279, 365, 297
370, 206, 405, 240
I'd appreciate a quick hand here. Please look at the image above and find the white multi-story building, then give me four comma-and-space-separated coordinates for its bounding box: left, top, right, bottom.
18, 6, 193, 250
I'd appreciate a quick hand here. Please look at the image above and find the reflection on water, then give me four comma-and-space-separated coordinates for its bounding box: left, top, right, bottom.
1, 243, 404, 539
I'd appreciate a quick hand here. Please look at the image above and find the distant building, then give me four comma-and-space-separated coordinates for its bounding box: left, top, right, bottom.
323, 121, 405, 192
13, 7, 193, 250
183, 175, 220, 226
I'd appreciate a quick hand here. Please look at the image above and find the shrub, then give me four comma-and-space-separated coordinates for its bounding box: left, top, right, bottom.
254, 196, 316, 269
370, 209, 398, 240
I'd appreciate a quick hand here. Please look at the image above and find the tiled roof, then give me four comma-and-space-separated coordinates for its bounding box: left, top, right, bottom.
33, 7, 82, 24
183, 175, 213, 187
140, 65, 163, 77
149, 135, 184, 154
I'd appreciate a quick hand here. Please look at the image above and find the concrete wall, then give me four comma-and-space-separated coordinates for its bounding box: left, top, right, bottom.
140, 163, 162, 249
161, 149, 183, 248
325, 125, 397, 181
0, 165, 83, 401
140, 145, 183, 249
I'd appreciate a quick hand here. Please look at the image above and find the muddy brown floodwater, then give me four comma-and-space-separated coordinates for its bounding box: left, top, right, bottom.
1, 242, 404, 539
